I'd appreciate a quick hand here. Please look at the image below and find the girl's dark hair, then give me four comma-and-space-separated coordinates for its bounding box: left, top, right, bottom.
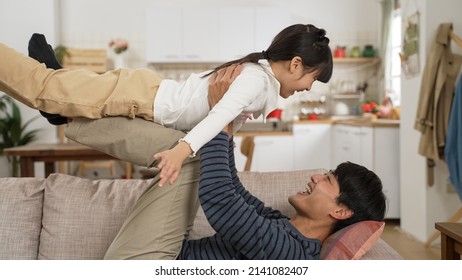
203, 24, 333, 83
330, 161, 387, 234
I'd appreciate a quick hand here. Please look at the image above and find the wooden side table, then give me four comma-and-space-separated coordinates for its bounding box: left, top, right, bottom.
3, 143, 132, 178
435, 222, 462, 260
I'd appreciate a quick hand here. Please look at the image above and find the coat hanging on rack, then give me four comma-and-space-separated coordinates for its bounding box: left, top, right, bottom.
414, 23, 462, 186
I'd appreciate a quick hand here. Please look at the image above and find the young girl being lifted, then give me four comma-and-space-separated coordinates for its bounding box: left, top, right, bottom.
0, 24, 333, 186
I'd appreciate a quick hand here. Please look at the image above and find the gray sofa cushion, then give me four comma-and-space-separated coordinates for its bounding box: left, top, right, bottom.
0, 177, 45, 259
38, 173, 153, 260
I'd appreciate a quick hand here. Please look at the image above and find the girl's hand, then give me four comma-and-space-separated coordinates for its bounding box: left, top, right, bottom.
153, 141, 192, 187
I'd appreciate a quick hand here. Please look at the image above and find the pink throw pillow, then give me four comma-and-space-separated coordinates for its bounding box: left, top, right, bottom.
320, 220, 385, 260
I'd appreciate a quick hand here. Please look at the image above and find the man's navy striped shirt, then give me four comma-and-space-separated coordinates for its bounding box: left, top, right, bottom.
177, 132, 321, 260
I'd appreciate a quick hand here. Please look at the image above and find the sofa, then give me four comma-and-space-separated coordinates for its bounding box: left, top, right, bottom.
0, 169, 402, 260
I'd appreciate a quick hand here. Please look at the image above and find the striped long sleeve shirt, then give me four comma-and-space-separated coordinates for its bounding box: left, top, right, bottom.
177, 132, 321, 260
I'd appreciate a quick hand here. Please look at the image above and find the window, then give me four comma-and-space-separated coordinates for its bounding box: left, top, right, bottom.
386, 7, 402, 106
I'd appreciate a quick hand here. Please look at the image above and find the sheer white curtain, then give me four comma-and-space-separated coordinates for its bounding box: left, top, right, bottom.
378, 0, 396, 102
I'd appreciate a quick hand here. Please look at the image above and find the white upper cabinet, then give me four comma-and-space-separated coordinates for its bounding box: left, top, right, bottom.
254, 7, 291, 51
146, 7, 182, 62
146, 6, 290, 63
218, 7, 255, 61
182, 8, 220, 61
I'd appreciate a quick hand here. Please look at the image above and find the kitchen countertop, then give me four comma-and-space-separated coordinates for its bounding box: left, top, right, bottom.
293, 119, 335, 124
235, 131, 293, 137
235, 117, 400, 136
236, 121, 293, 136
333, 118, 400, 127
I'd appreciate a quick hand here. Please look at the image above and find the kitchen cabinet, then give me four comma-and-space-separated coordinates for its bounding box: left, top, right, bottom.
146, 7, 290, 63
332, 124, 400, 218
182, 8, 220, 61
332, 125, 373, 170
233, 123, 330, 172
146, 8, 182, 62
218, 8, 255, 61
233, 135, 294, 172
373, 127, 400, 219
293, 123, 331, 170
232, 136, 247, 172
146, 8, 219, 62
254, 7, 291, 51
251, 136, 294, 172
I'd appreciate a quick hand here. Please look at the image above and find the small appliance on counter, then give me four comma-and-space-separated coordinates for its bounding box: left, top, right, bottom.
298, 95, 328, 120
330, 94, 361, 118
265, 108, 286, 130
328, 81, 366, 119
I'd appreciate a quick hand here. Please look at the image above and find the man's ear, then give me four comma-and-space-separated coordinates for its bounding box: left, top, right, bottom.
289, 56, 303, 73
330, 205, 354, 220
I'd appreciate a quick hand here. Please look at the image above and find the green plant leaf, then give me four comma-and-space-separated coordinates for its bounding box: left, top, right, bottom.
0, 96, 9, 111
0, 99, 41, 175
19, 129, 40, 146
9, 102, 23, 145
54, 45, 70, 65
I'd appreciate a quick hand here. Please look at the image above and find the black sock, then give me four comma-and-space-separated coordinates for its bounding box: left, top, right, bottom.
28, 33, 62, 70
28, 33, 68, 126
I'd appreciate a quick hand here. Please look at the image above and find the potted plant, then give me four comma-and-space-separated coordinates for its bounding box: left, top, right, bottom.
0, 96, 41, 177
54, 44, 70, 65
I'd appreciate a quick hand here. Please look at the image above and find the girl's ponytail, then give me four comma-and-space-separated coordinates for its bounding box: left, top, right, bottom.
202, 51, 265, 78
312, 27, 330, 49
203, 23, 333, 83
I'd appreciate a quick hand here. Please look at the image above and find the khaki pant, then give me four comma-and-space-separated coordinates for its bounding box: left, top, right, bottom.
66, 117, 200, 259
0, 42, 161, 120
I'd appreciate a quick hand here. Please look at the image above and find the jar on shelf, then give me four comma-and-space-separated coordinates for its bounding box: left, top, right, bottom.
350, 46, 361, 58
334, 46, 346, 58
362, 45, 375, 57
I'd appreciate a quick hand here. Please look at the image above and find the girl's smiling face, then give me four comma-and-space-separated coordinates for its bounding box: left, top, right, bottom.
273, 56, 319, 99
280, 71, 318, 99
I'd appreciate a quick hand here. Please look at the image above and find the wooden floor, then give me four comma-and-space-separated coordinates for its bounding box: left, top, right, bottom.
381, 220, 441, 260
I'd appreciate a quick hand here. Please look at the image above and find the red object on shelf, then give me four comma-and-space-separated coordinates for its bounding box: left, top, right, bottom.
308, 114, 318, 120
266, 109, 283, 120
334, 47, 346, 58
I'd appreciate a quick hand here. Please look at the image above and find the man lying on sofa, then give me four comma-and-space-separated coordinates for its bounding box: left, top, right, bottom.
28, 38, 386, 260
65, 67, 386, 260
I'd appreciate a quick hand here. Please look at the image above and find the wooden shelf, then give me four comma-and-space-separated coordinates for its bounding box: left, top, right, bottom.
333, 57, 379, 64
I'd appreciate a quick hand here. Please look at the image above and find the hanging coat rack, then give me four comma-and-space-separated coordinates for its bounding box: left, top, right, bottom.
449, 30, 462, 48
425, 27, 462, 248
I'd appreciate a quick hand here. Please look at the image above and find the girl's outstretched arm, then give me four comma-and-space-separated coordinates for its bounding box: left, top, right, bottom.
154, 64, 243, 187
